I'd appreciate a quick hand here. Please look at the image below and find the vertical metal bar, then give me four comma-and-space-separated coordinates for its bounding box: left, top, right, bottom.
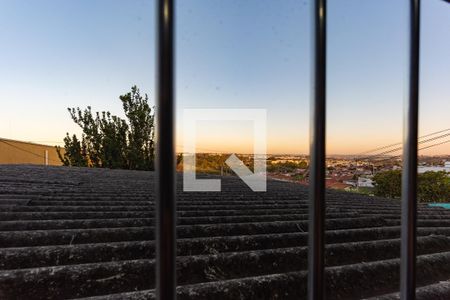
400, 0, 420, 299
308, 0, 326, 299
156, 0, 176, 300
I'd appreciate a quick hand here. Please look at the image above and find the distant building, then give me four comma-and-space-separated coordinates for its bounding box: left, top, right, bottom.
271, 159, 296, 164
358, 177, 374, 188
343, 179, 357, 187
0, 138, 62, 166
418, 162, 450, 174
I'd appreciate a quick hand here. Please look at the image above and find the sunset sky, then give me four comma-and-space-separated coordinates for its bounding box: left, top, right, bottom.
0, 0, 449, 155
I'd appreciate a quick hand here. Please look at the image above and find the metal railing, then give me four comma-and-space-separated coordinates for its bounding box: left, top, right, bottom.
307, 1, 422, 299
308, 0, 326, 299
400, 1, 420, 299
156, 0, 176, 300
154, 0, 449, 299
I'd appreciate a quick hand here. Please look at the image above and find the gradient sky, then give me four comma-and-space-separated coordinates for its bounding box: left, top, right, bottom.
0, 0, 449, 155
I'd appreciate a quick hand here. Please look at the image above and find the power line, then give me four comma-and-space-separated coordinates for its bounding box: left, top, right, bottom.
418, 139, 450, 152
370, 139, 450, 163
355, 128, 450, 157
358, 131, 450, 161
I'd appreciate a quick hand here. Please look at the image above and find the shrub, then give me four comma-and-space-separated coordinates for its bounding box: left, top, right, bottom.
373, 170, 450, 202
57, 86, 155, 170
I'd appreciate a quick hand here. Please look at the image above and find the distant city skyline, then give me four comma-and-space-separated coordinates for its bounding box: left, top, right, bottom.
0, 0, 449, 155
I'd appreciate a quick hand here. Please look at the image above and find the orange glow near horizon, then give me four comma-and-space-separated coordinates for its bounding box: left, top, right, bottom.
174, 118, 450, 155
175, 134, 450, 156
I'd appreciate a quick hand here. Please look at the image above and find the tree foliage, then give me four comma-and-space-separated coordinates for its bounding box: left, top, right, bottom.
373, 170, 450, 202
56, 86, 155, 170
267, 160, 308, 173
417, 171, 450, 203
57, 134, 88, 167
120, 86, 155, 170
373, 170, 402, 198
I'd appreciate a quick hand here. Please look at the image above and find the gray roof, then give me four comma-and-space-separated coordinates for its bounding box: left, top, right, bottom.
1, 165, 450, 299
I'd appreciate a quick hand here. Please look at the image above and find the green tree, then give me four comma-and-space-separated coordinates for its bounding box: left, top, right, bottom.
57, 134, 88, 167
56, 86, 155, 170
120, 86, 155, 170
299, 160, 308, 169
418, 171, 450, 203
373, 170, 402, 198
373, 170, 450, 202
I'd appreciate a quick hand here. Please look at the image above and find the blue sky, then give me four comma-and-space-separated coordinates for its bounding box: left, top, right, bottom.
0, 0, 449, 155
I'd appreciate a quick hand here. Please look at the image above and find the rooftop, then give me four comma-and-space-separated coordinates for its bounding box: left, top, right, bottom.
1, 165, 450, 299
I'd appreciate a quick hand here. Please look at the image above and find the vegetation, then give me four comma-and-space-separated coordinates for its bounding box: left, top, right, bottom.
267, 160, 308, 173
373, 170, 450, 202
175, 156, 309, 176
57, 86, 155, 170
417, 171, 450, 203
177, 154, 253, 175
351, 186, 375, 196
373, 170, 402, 198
